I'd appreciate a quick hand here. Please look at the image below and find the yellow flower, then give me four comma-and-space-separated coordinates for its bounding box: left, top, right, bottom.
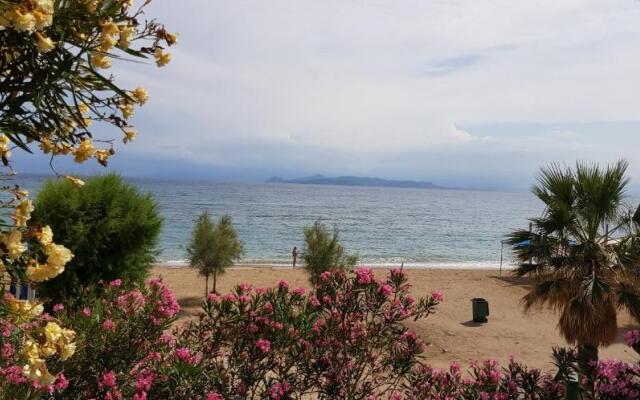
39, 138, 54, 154
100, 19, 119, 36
26, 260, 57, 282
119, 25, 135, 48
3, 230, 26, 259
59, 341, 76, 361
119, 102, 134, 119
33, 10, 53, 30
11, 9, 36, 32
0, 134, 12, 159
37, 226, 54, 246
119, 0, 134, 8
8, 299, 43, 321
91, 52, 112, 69
23, 358, 55, 386
13, 199, 34, 226
64, 175, 85, 188
35, 32, 55, 53
22, 340, 40, 361
78, 103, 90, 114
45, 243, 73, 269
95, 149, 110, 166
44, 322, 63, 344
165, 32, 179, 46
73, 139, 95, 163
123, 129, 137, 144
131, 87, 149, 105
154, 48, 171, 67
99, 33, 117, 51
34, 0, 54, 14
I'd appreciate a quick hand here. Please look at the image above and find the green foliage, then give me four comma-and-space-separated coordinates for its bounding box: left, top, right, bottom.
30, 174, 162, 302
507, 160, 640, 369
186, 212, 244, 294
302, 221, 357, 284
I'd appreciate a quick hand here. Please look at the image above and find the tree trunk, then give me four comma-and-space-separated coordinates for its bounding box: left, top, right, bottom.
205, 274, 209, 297
577, 342, 598, 377
213, 271, 217, 294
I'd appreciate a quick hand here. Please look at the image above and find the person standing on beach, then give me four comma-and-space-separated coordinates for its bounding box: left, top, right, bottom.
292, 246, 298, 268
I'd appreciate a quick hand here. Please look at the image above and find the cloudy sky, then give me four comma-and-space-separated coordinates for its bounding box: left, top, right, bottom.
22, 0, 640, 191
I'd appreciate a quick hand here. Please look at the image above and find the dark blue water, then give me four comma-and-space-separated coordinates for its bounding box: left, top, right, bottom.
19, 175, 542, 268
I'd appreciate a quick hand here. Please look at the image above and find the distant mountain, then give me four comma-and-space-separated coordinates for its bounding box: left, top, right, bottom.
265, 175, 447, 189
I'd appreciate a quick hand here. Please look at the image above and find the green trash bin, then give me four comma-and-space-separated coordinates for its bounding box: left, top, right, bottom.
472, 298, 489, 323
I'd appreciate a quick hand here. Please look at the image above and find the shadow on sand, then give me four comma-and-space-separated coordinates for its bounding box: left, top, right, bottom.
491, 274, 533, 289
460, 320, 487, 328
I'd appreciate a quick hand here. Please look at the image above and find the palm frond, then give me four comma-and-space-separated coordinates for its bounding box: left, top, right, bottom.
616, 282, 640, 323
559, 297, 617, 346
522, 275, 573, 312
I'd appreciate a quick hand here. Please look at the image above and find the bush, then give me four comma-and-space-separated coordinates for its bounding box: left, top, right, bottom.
30, 174, 162, 302
50, 278, 179, 399
151, 268, 440, 399
186, 212, 244, 295
302, 221, 358, 284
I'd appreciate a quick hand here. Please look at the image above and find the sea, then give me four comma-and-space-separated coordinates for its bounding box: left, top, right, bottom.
17, 175, 542, 269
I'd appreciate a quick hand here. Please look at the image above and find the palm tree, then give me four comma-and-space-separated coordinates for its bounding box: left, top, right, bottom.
186, 212, 244, 295
303, 221, 358, 284
507, 160, 640, 374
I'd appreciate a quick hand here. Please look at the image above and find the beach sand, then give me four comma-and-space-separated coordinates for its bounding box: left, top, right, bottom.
152, 266, 639, 371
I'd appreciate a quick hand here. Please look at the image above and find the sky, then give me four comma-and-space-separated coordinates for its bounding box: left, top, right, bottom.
20, 0, 640, 192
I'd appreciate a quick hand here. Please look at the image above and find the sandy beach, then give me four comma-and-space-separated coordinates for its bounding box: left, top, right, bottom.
152, 265, 639, 371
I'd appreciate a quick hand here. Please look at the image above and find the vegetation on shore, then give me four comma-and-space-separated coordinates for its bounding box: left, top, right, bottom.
302, 221, 358, 284
186, 212, 244, 295
508, 160, 640, 375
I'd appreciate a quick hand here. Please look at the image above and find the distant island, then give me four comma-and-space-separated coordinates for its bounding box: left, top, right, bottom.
265, 175, 447, 189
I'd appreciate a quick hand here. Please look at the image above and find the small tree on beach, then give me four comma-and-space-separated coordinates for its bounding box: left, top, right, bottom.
186, 212, 244, 295
302, 221, 357, 284
507, 160, 640, 374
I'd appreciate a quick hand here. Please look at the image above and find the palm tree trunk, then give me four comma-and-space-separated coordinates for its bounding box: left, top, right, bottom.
205, 274, 209, 296
213, 271, 217, 294
577, 343, 598, 377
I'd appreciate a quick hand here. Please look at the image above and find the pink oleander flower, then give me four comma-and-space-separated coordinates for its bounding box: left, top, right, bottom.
2, 343, 14, 358
175, 347, 198, 364
293, 287, 306, 296
278, 280, 289, 289
103, 319, 116, 332
100, 371, 117, 388
207, 292, 218, 302
206, 393, 223, 400
109, 279, 122, 287
355, 267, 375, 284
54, 374, 69, 390
256, 338, 271, 353
263, 302, 274, 313
378, 283, 393, 297
270, 381, 291, 400
52, 303, 64, 312
82, 307, 92, 317
431, 291, 444, 302
239, 282, 253, 292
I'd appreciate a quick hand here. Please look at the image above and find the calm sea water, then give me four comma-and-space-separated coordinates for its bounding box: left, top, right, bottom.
18, 175, 542, 269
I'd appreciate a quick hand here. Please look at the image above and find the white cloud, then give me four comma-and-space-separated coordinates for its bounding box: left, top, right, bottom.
88, 0, 640, 187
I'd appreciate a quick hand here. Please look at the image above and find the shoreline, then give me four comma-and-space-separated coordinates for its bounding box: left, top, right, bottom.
155, 261, 517, 270
152, 265, 639, 370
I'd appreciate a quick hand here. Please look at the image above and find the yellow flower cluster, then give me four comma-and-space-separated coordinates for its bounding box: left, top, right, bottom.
0, 134, 12, 161
26, 226, 74, 282
91, 17, 138, 69
0, 0, 56, 52
13, 199, 34, 227
21, 320, 76, 386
